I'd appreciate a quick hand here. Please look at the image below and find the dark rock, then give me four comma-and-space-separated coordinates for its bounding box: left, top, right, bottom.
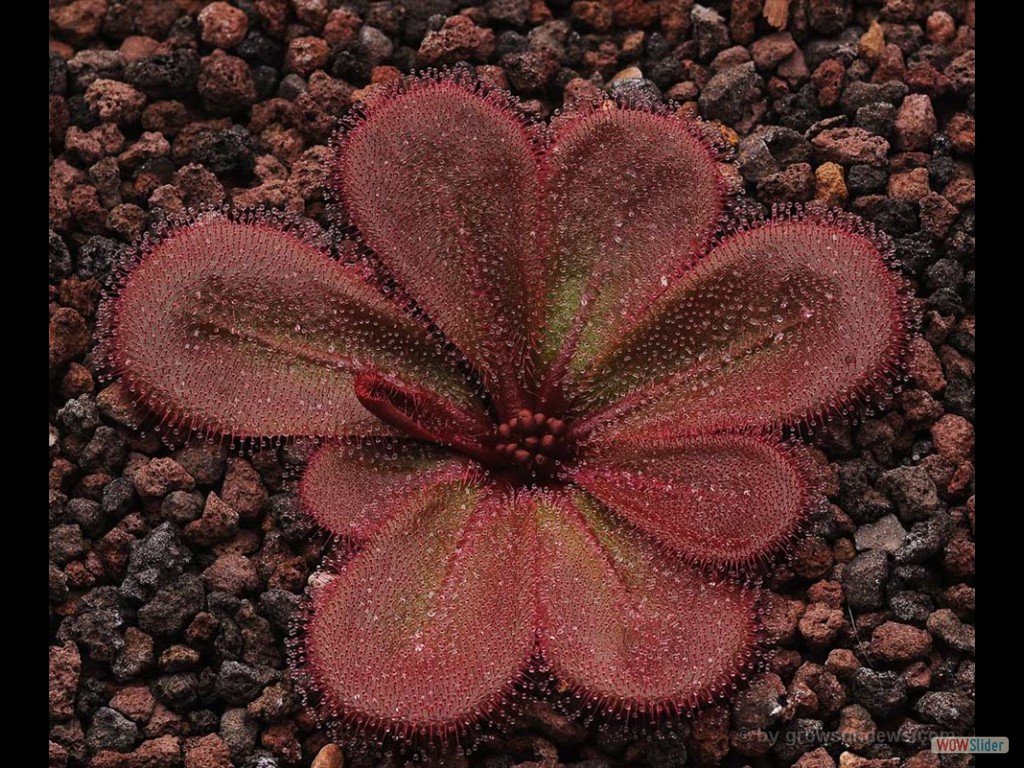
773, 719, 824, 763
216, 661, 269, 706
56, 395, 101, 436
125, 49, 201, 99
77, 235, 127, 279
257, 589, 301, 632
839, 80, 908, 113
889, 590, 934, 624
692, 4, 730, 61
50, 229, 73, 279
138, 573, 205, 636
847, 164, 887, 194
101, 477, 136, 518
112, 627, 155, 682
894, 514, 954, 564
60, 586, 125, 662
879, 466, 941, 522
120, 522, 193, 602
154, 672, 200, 711
927, 608, 975, 654
851, 668, 907, 718
220, 708, 259, 762
698, 62, 762, 128
914, 692, 974, 730
843, 549, 889, 611
189, 125, 257, 178
80, 427, 128, 473
50, 523, 89, 564
854, 102, 896, 136
86, 707, 138, 753
162, 490, 204, 525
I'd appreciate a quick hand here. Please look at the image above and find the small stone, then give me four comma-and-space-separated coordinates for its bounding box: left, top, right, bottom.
418, 16, 496, 66
203, 553, 260, 594
851, 668, 906, 719
312, 744, 344, 768
185, 494, 239, 546
216, 661, 267, 706
811, 127, 889, 166
185, 733, 233, 768
919, 192, 959, 239
138, 574, 205, 636
692, 4, 730, 60
733, 673, 786, 730
894, 94, 937, 151
799, 603, 846, 648
888, 168, 930, 203
198, 51, 257, 114
125, 50, 201, 100
854, 514, 907, 553
914, 692, 974, 730
132, 458, 195, 498
946, 113, 975, 155
814, 161, 847, 206
751, 32, 796, 70
858, 20, 885, 62
926, 608, 975, 654
49, 642, 81, 722
879, 466, 941, 522
843, 549, 889, 611
87, 707, 139, 753
837, 704, 875, 751
85, 79, 146, 125
812, 59, 844, 108
825, 649, 860, 679
109, 686, 156, 723
698, 62, 763, 130
113, 627, 155, 682
931, 414, 974, 461
220, 709, 258, 762
91, 735, 181, 768
926, 11, 956, 44
198, 2, 249, 49
286, 37, 330, 78
870, 621, 932, 663
50, 308, 90, 372
794, 747, 835, 768
49, 0, 106, 45
221, 459, 267, 519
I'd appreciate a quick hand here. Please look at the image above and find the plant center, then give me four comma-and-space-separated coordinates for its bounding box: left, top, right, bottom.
494, 409, 568, 478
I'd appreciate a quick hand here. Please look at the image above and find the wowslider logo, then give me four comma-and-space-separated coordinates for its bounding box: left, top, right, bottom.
932, 737, 1009, 754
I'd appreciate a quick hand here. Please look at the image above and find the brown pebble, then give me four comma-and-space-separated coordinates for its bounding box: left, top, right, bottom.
312, 743, 344, 768
198, 1, 249, 49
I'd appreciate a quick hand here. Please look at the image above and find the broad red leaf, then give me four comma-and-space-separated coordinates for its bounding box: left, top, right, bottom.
534, 490, 760, 713
305, 482, 535, 738
574, 217, 909, 437
571, 434, 816, 570
300, 441, 477, 539
535, 106, 725, 407
107, 214, 478, 438
336, 79, 540, 415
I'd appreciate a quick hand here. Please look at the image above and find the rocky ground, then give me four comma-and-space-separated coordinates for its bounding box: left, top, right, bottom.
49, 0, 975, 766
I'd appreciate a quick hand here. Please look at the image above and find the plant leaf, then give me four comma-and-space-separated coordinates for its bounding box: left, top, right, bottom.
305, 482, 535, 737
570, 433, 816, 571
535, 489, 760, 712
535, 106, 725, 407
108, 214, 477, 438
300, 440, 478, 539
337, 79, 540, 416
574, 217, 908, 436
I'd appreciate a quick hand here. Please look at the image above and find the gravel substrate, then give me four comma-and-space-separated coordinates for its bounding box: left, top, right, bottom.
49, 1, 975, 766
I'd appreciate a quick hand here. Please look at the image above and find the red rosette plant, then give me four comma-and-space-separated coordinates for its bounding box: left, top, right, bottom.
102, 75, 911, 749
